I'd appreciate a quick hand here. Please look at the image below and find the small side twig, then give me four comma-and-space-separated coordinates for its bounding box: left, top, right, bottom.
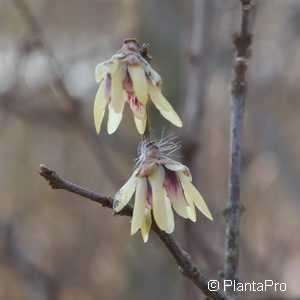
224, 1, 255, 299
38, 164, 225, 300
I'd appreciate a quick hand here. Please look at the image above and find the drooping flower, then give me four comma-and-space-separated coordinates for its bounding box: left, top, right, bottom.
93, 39, 182, 135
113, 138, 213, 242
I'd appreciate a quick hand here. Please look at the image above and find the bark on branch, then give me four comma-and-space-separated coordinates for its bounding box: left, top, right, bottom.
224, 1, 255, 299
38, 164, 225, 300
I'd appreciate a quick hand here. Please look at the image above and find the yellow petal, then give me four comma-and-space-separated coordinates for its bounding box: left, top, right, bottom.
129, 99, 146, 120
128, 65, 148, 105
164, 163, 185, 172
141, 60, 162, 87
164, 195, 175, 233
134, 114, 147, 135
165, 164, 192, 181
186, 206, 196, 222
168, 191, 188, 219
178, 173, 213, 221
164, 169, 188, 219
140, 207, 152, 243
111, 66, 125, 113
95, 58, 119, 83
131, 178, 147, 235
148, 167, 173, 231
95, 111, 105, 134
114, 173, 137, 212
94, 81, 107, 133
177, 172, 196, 221
148, 84, 182, 127
107, 108, 123, 134
184, 199, 196, 222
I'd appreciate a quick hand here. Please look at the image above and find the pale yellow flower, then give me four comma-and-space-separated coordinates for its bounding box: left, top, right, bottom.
113, 139, 213, 242
94, 39, 182, 135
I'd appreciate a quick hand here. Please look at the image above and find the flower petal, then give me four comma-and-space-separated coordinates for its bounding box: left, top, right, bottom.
141, 59, 162, 87
94, 81, 107, 133
168, 191, 188, 219
96, 111, 105, 135
177, 172, 196, 221
148, 84, 182, 127
114, 173, 137, 212
134, 114, 147, 135
164, 168, 188, 219
182, 192, 196, 221
107, 108, 123, 134
178, 173, 213, 221
164, 194, 175, 233
165, 163, 192, 181
131, 178, 147, 235
128, 93, 146, 120
111, 65, 125, 113
140, 207, 152, 243
95, 58, 119, 83
128, 65, 148, 105
148, 166, 173, 231
186, 206, 196, 222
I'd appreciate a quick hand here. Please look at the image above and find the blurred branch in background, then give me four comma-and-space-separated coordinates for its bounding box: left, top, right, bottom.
12, 0, 124, 186
181, 0, 216, 298
38, 164, 226, 300
0, 219, 60, 300
224, 1, 254, 299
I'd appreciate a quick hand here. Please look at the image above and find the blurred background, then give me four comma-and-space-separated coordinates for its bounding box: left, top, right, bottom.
0, 0, 300, 299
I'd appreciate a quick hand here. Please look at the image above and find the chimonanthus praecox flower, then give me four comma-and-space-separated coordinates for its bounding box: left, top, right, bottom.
94, 39, 182, 135
113, 138, 213, 242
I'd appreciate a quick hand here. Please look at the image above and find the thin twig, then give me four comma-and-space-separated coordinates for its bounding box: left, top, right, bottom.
224, 1, 254, 299
38, 164, 226, 300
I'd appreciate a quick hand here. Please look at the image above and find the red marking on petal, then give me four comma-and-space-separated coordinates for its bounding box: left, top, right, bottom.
123, 69, 133, 92
105, 74, 111, 103
163, 167, 181, 195
128, 92, 145, 118
123, 69, 145, 118
146, 179, 152, 206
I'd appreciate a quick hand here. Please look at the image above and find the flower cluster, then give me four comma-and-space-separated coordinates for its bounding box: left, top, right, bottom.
93, 39, 213, 242
93, 39, 182, 134
113, 139, 212, 242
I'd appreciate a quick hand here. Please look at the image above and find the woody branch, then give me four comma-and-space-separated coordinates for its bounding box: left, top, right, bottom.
38, 164, 225, 300
224, 1, 255, 299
